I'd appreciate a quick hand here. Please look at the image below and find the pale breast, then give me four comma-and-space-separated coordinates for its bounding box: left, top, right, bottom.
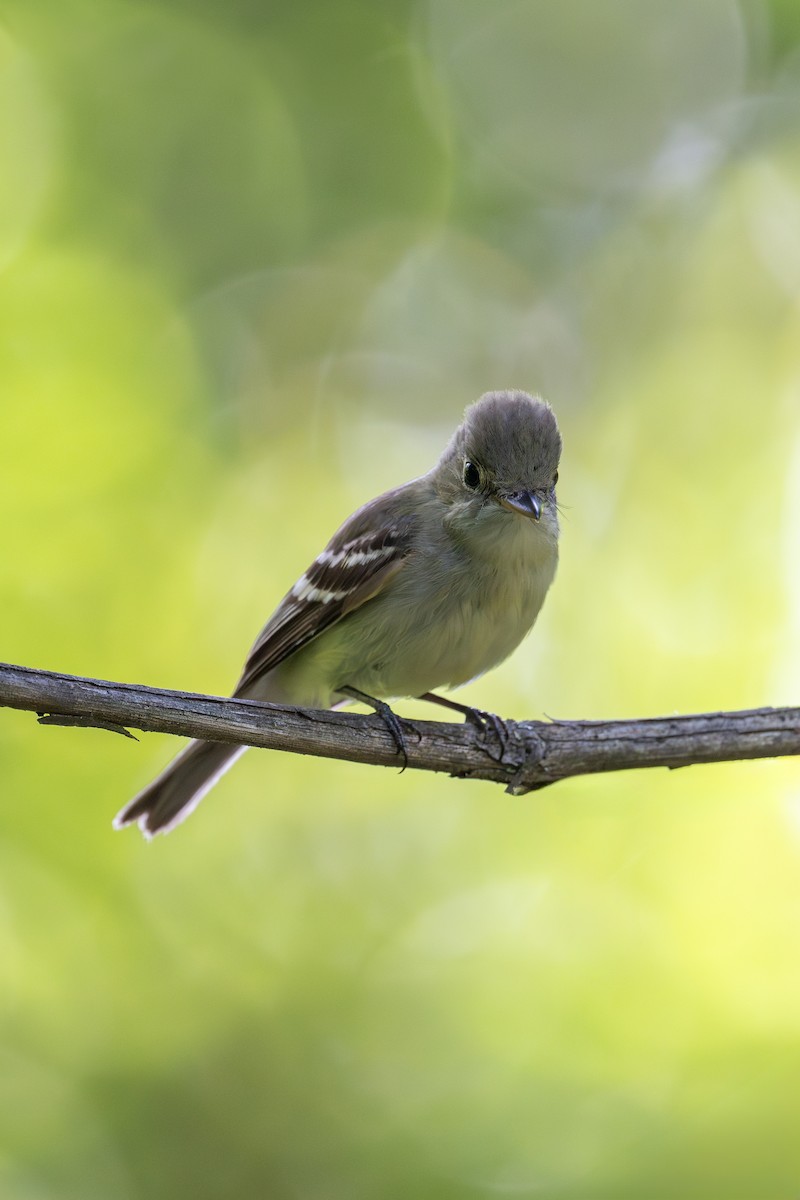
346, 514, 557, 696
275, 508, 558, 703
441, 537, 557, 687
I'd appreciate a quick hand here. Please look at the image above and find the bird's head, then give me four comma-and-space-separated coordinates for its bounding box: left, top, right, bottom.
436, 390, 562, 534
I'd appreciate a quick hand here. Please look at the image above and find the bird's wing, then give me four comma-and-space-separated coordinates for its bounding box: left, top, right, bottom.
234, 513, 415, 696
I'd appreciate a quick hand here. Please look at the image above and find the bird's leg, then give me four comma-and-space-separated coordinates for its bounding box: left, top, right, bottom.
417, 691, 512, 763
337, 686, 409, 770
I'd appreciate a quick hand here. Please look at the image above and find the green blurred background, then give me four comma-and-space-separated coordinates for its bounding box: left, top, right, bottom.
1, 1, 800, 1196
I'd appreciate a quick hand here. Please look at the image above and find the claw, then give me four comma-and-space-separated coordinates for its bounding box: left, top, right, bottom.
416, 692, 512, 764
462, 706, 513, 763
337, 686, 409, 770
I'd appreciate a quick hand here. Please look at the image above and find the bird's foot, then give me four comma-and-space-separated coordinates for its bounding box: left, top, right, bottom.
462, 706, 514, 763
417, 692, 512, 763
337, 686, 409, 770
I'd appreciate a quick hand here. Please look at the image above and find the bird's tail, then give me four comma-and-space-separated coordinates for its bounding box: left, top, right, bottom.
113, 739, 246, 838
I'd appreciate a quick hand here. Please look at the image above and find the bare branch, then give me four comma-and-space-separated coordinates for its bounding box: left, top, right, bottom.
1, 661, 798, 794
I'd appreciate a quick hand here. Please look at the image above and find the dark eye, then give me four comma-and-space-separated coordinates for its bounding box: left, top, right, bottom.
552, 470, 559, 488
463, 459, 481, 489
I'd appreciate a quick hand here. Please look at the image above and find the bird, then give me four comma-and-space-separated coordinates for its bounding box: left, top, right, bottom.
114, 389, 562, 837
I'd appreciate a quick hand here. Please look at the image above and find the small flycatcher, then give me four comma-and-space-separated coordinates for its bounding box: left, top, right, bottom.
115, 389, 562, 837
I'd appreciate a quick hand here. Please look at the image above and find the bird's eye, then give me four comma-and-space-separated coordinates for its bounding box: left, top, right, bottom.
463, 460, 481, 490
552, 470, 559, 488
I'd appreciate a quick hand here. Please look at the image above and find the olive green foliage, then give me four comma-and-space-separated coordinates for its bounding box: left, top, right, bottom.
1, 1, 800, 1196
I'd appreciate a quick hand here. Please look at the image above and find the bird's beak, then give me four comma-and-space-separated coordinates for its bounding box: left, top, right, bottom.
498, 491, 542, 521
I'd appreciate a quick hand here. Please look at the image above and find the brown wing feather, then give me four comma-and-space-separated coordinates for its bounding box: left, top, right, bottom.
234, 516, 414, 696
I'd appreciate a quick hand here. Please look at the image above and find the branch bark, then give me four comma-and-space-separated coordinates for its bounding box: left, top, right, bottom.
1, 661, 798, 794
